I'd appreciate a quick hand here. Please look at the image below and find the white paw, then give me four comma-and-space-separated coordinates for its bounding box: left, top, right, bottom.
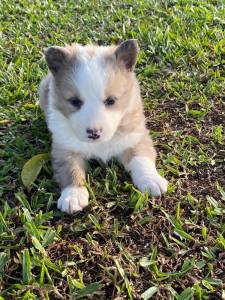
135, 173, 168, 197
127, 156, 168, 197
57, 186, 89, 214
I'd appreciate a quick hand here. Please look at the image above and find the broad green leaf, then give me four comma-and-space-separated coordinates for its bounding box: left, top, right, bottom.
21, 153, 50, 189
141, 286, 158, 299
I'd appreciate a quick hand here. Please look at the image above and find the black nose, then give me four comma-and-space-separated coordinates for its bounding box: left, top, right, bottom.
86, 128, 102, 140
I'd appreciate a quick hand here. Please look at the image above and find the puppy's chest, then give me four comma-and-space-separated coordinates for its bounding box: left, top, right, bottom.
68, 132, 141, 162
50, 119, 141, 162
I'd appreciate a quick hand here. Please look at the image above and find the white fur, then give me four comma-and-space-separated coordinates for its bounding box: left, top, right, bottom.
47, 47, 146, 161
64, 49, 124, 143
47, 105, 145, 162
126, 156, 168, 196
73, 48, 107, 101
57, 186, 89, 214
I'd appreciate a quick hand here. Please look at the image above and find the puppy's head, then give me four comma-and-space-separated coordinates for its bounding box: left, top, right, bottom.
44, 40, 139, 143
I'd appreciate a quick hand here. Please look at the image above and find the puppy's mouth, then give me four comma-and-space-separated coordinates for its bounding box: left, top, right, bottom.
86, 135, 103, 143
87, 134, 101, 141
83, 133, 112, 144
76, 135, 103, 143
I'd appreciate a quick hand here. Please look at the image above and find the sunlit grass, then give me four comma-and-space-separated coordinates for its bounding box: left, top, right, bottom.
0, 0, 224, 299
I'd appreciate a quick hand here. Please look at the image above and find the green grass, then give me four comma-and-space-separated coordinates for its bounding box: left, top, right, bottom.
0, 0, 225, 299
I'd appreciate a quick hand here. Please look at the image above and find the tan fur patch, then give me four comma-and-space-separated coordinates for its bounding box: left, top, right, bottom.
104, 67, 137, 111
52, 144, 86, 189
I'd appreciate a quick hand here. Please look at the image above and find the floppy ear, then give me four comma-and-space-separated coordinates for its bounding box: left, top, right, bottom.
43, 46, 70, 74
115, 39, 139, 71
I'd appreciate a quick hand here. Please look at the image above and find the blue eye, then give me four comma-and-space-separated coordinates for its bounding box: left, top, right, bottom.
68, 97, 83, 109
104, 96, 117, 106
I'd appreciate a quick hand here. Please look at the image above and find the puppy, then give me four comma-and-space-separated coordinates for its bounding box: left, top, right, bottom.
39, 40, 168, 214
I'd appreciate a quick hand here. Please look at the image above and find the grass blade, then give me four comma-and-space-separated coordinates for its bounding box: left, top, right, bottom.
22, 249, 31, 284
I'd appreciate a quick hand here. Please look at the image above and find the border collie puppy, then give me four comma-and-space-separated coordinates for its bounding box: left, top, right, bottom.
39, 40, 168, 214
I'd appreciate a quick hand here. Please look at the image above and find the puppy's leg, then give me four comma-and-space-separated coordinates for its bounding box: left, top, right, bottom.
52, 144, 89, 214
120, 135, 168, 196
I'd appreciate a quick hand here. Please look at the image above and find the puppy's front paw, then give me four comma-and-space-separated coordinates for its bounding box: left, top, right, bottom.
127, 156, 168, 197
57, 186, 89, 214
136, 173, 168, 197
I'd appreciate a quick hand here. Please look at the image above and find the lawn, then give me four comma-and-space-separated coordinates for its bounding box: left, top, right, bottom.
0, 0, 224, 299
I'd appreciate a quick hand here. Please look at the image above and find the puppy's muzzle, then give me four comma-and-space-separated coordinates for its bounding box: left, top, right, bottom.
86, 128, 102, 140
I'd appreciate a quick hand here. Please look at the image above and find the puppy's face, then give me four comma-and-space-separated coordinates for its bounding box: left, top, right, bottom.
45, 40, 138, 143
